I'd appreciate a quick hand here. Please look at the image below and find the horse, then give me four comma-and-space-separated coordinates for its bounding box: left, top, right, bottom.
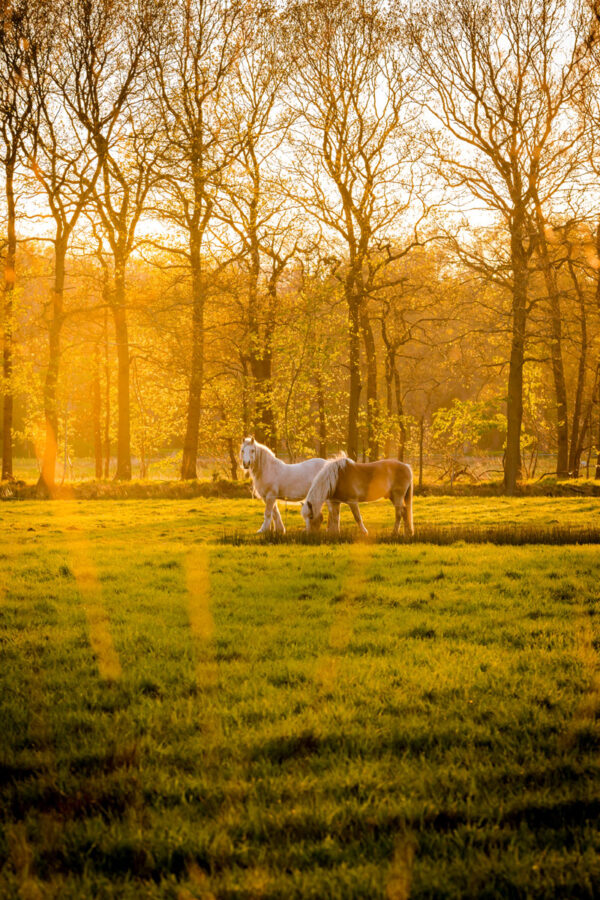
301, 456, 414, 537
240, 437, 367, 534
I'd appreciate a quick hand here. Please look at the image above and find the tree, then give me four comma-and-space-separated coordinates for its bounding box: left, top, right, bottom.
286, 0, 422, 460
406, 0, 587, 493
576, 0, 600, 478
63, 0, 158, 480
0, 0, 35, 480
25, 0, 107, 495
218, 6, 297, 447
150, 0, 245, 479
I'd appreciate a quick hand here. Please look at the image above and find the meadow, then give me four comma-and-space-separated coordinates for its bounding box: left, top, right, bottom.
1, 496, 600, 898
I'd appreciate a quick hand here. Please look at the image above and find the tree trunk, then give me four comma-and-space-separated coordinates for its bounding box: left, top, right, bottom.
103, 306, 111, 478
241, 356, 250, 436
534, 200, 568, 476
346, 279, 361, 460
393, 368, 406, 461
360, 305, 379, 460
2, 159, 16, 481
93, 343, 103, 479
37, 241, 67, 497
596, 413, 600, 481
596, 407, 600, 480
418, 415, 424, 489
249, 272, 278, 448
567, 256, 588, 476
112, 260, 131, 480
578, 365, 599, 479
384, 355, 393, 459
246, 207, 276, 448
316, 374, 327, 458
62, 403, 69, 484
571, 408, 590, 478
251, 347, 276, 447
227, 437, 238, 481
595, 220, 600, 480
139, 431, 147, 479
181, 244, 204, 479
246, 222, 263, 441
504, 209, 529, 495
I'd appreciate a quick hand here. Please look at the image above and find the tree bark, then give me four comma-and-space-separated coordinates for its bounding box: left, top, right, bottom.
93, 343, 103, 479
103, 306, 111, 478
384, 353, 393, 458
227, 437, 238, 481
112, 260, 131, 480
360, 305, 379, 460
533, 200, 569, 476
418, 415, 424, 489
393, 368, 406, 461
37, 239, 67, 496
181, 243, 204, 479
595, 220, 600, 480
504, 207, 529, 495
566, 256, 588, 476
316, 374, 327, 458
2, 159, 16, 481
248, 280, 277, 448
346, 270, 361, 460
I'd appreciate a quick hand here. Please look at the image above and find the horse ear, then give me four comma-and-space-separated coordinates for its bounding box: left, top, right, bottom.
250, 436, 255, 444
307, 500, 313, 517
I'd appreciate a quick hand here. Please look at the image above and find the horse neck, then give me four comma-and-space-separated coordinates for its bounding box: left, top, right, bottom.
252, 445, 278, 484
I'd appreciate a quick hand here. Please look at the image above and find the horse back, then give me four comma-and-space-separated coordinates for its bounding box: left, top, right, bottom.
333, 459, 412, 502
255, 455, 327, 501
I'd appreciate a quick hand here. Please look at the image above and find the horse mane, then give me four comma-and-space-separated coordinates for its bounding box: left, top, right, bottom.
305, 455, 348, 509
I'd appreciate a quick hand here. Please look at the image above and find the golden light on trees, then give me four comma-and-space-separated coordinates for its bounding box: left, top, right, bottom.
1, 0, 600, 488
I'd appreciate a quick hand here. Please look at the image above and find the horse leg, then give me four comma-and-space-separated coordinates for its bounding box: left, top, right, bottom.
348, 501, 368, 535
401, 501, 412, 536
258, 494, 277, 533
326, 500, 341, 534
272, 501, 286, 534
391, 492, 406, 537
403, 479, 414, 536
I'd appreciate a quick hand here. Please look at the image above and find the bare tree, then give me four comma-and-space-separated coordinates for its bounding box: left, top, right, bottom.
406, 0, 588, 493
150, 0, 245, 479
217, 8, 300, 448
576, 0, 600, 477
286, 0, 421, 460
24, 0, 110, 495
62, 0, 158, 480
0, 1, 35, 480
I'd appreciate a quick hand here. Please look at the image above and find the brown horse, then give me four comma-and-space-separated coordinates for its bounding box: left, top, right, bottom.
301, 456, 414, 536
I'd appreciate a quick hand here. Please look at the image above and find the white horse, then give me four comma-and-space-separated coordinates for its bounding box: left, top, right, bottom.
240, 437, 367, 534
302, 456, 414, 536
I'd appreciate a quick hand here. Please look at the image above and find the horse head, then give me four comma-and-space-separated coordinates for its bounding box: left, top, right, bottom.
240, 436, 257, 473
301, 499, 323, 532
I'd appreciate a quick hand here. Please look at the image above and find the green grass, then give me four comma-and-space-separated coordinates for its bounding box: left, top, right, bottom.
1, 497, 600, 898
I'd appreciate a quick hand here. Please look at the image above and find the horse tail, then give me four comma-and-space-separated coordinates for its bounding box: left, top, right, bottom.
403, 464, 414, 536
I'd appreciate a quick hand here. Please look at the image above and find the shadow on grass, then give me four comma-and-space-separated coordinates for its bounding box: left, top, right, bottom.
220, 524, 600, 547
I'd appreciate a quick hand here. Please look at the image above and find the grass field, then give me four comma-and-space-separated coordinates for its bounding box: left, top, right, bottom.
1, 496, 600, 898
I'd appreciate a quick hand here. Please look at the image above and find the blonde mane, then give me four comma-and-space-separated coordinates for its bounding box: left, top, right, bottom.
304, 455, 348, 510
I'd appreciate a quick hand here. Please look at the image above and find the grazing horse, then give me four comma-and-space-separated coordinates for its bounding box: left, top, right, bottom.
240, 437, 366, 534
301, 456, 414, 537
